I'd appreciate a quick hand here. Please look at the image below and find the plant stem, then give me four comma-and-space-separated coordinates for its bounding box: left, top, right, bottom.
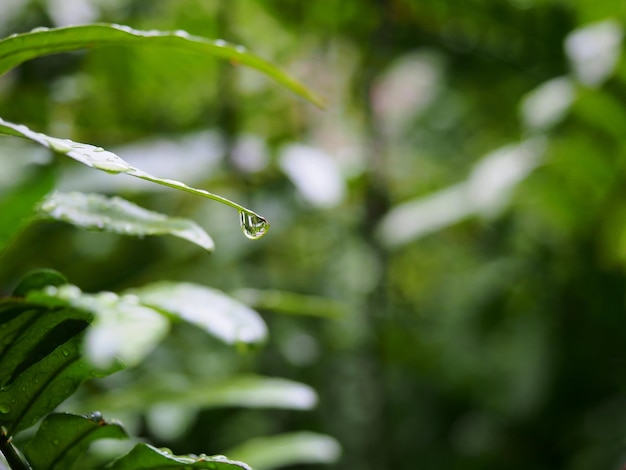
0, 429, 32, 470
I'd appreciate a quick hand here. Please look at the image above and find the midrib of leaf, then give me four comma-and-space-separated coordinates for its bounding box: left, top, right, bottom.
48, 424, 101, 470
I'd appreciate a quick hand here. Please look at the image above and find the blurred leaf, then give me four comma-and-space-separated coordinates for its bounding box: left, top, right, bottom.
232, 288, 347, 318
0, 118, 269, 233
0, 164, 55, 253
129, 282, 267, 345
226, 432, 342, 470
38, 191, 214, 252
84, 375, 317, 412
0, 23, 324, 107
108, 443, 252, 470
12, 269, 67, 298
23, 412, 127, 470
28, 284, 169, 369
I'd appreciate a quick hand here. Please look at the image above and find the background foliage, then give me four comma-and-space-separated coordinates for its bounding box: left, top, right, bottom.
1, 1, 626, 469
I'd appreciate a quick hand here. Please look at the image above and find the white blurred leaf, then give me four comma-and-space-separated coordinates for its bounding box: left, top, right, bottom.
377, 138, 545, 247
279, 144, 345, 208
520, 77, 576, 131
565, 20, 623, 87
128, 282, 268, 345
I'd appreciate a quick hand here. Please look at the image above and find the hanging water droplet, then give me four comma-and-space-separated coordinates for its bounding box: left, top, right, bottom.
239, 211, 269, 240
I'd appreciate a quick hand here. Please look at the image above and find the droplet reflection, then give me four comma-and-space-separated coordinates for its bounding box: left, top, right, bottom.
239, 211, 270, 240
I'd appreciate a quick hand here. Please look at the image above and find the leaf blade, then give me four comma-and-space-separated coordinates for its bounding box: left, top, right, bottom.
38, 191, 215, 252
0, 24, 324, 107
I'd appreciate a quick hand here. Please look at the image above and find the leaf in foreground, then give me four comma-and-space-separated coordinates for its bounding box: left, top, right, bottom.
0, 23, 324, 107
24, 412, 127, 470
38, 191, 214, 252
226, 432, 342, 470
108, 443, 252, 470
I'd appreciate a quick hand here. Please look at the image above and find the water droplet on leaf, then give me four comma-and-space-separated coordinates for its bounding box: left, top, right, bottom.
239, 211, 269, 240
61, 349, 70, 357
52, 439, 60, 445
0, 403, 11, 414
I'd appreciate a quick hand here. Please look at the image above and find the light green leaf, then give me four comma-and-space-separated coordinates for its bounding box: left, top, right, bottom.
0, 23, 323, 107
81, 375, 317, 412
129, 282, 267, 345
226, 432, 342, 470
0, 117, 270, 238
38, 191, 214, 252
24, 412, 127, 470
108, 443, 252, 470
232, 288, 347, 318
29, 284, 169, 369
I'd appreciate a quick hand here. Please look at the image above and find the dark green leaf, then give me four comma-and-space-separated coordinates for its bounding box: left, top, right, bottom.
0, 24, 324, 107
24, 412, 127, 470
108, 443, 252, 470
0, 332, 121, 436
38, 192, 214, 252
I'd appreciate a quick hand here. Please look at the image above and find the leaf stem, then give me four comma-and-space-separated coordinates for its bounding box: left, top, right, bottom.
0, 428, 32, 470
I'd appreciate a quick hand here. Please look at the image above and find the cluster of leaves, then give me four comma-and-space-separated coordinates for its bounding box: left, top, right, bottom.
0, 22, 335, 470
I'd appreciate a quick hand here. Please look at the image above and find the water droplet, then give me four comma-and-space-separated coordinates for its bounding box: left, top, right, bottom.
30, 27, 50, 33
86, 411, 103, 422
214, 39, 227, 47
174, 29, 190, 38
0, 403, 11, 414
239, 211, 269, 240
93, 147, 105, 152
61, 349, 70, 357
52, 439, 60, 446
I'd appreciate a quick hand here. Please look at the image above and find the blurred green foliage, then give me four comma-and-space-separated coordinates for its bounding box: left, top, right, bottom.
1, 1, 626, 469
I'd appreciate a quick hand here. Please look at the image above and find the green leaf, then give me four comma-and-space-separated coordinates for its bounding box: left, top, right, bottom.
129, 282, 267, 345
0, 23, 324, 107
12, 269, 68, 298
28, 284, 169, 369
38, 191, 214, 252
0, 322, 121, 435
0, 117, 270, 236
82, 374, 317, 412
0, 164, 55, 253
0, 301, 89, 387
24, 412, 127, 470
226, 432, 342, 470
108, 443, 252, 470
232, 288, 347, 318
